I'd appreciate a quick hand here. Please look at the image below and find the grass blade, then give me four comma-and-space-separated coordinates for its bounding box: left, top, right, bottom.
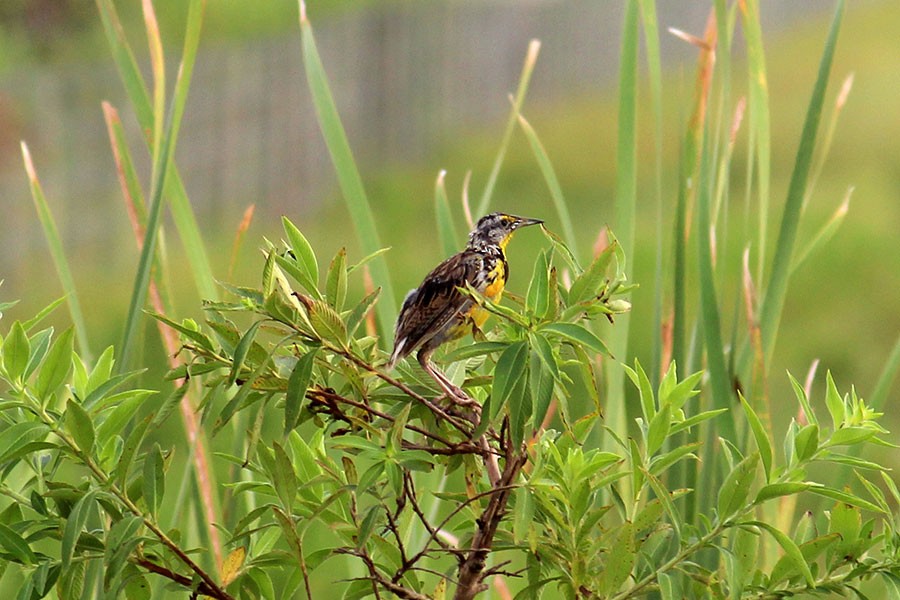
757, 0, 844, 368
638, 0, 665, 386
475, 39, 541, 218
298, 1, 396, 338
871, 334, 900, 411
604, 0, 639, 450
516, 113, 578, 260
20, 143, 91, 361
434, 170, 459, 258
739, 0, 772, 282
792, 189, 851, 273
95, 0, 217, 301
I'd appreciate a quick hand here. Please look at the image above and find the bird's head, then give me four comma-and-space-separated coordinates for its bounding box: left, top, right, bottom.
467, 212, 543, 251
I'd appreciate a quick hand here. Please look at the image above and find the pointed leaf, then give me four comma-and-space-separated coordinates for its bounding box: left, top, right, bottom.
2, 321, 29, 382
65, 400, 95, 455
717, 453, 759, 519
36, 328, 74, 400
282, 217, 319, 288
285, 348, 318, 435
142, 443, 165, 517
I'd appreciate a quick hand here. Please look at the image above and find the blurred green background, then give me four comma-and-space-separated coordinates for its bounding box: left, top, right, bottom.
0, 0, 898, 423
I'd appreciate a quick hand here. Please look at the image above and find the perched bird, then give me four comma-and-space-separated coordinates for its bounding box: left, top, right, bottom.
388, 212, 543, 404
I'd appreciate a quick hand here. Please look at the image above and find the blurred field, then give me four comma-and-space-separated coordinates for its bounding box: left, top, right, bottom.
1, 1, 898, 420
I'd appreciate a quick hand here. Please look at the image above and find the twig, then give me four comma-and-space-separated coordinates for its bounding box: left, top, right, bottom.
453, 446, 528, 600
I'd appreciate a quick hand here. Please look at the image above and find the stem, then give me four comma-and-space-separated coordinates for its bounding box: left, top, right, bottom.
609, 524, 724, 600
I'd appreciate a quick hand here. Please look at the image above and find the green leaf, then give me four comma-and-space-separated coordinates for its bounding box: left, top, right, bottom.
717, 453, 759, 519
65, 399, 95, 455
273, 253, 319, 297
788, 371, 819, 427
2, 321, 29, 382
23, 327, 52, 382
36, 328, 74, 400
142, 443, 165, 517
149, 313, 214, 352
272, 442, 298, 509
285, 349, 318, 436
356, 505, 380, 551
824, 370, 844, 430
346, 287, 380, 337
491, 341, 528, 421
808, 486, 883, 514
645, 402, 671, 457
540, 322, 611, 357
529, 348, 554, 432
62, 490, 98, 570
769, 533, 840, 585
228, 320, 264, 387
282, 217, 319, 289
115, 415, 152, 490
0, 523, 37, 565
740, 394, 773, 481
569, 242, 617, 305
0, 422, 50, 464
754, 482, 812, 504
598, 522, 635, 595
794, 424, 819, 462
443, 341, 509, 362
525, 249, 550, 318
749, 520, 816, 588
625, 360, 655, 422
325, 248, 348, 313
305, 298, 348, 346
824, 426, 875, 448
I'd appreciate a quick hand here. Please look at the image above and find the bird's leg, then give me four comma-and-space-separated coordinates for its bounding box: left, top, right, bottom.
418, 354, 478, 409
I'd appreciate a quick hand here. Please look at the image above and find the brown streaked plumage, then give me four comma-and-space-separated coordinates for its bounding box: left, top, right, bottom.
388, 212, 543, 404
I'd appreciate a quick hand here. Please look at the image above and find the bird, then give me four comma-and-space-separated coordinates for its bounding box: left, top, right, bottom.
388, 212, 543, 405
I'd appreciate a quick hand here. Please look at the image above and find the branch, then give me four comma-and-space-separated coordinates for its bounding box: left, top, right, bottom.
453, 447, 529, 600
135, 556, 230, 599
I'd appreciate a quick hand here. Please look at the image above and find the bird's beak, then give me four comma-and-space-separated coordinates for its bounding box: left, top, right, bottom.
514, 217, 543, 229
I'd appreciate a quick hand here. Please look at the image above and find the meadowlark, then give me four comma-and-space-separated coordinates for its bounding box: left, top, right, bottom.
388, 212, 543, 405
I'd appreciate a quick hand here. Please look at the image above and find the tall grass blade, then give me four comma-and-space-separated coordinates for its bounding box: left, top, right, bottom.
298, 1, 396, 338
142, 0, 165, 161
671, 11, 718, 524
637, 0, 665, 386
792, 190, 850, 273
118, 111, 177, 369
604, 0, 639, 448
739, 0, 772, 282
94, 0, 217, 301
804, 73, 853, 209
697, 133, 737, 435
871, 334, 900, 412
20, 144, 92, 362
434, 171, 459, 258
757, 0, 844, 369
516, 114, 578, 259
475, 40, 541, 218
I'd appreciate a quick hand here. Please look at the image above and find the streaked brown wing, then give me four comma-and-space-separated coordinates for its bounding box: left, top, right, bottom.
391, 251, 480, 360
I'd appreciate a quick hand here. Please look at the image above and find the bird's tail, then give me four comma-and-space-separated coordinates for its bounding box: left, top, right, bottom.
386, 339, 406, 370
